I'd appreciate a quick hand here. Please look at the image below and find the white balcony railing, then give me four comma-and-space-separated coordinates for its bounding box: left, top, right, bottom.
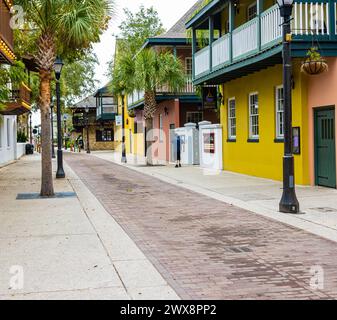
195, 45, 210, 76
127, 77, 195, 107
292, 2, 330, 35
194, 1, 333, 78
261, 4, 282, 48
233, 17, 258, 59
212, 33, 230, 69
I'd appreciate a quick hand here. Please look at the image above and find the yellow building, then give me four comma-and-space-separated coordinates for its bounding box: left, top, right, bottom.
220, 61, 309, 184
115, 94, 145, 158
187, 0, 337, 188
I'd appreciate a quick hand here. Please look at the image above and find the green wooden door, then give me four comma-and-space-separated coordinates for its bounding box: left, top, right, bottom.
315, 108, 336, 188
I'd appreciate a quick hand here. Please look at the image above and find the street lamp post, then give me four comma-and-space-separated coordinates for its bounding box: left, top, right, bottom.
85, 105, 91, 154
63, 115, 67, 150
50, 100, 56, 158
121, 93, 127, 163
29, 111, 32, 145
53, 57, 65, 179
277, 0, 299, 214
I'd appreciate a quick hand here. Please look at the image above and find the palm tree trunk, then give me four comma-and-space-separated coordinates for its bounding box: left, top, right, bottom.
144, 91, 157, 166
39, 69, 54, 196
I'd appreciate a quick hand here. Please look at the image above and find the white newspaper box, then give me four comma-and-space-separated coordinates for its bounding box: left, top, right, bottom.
174, 123, 200, 165
198, 121, 223, 171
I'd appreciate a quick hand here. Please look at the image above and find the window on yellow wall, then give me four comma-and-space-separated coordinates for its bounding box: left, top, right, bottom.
247, 2, 257, 21
228, 98, 236, 140
275, 86, 284, 139
249, 93, 259, 139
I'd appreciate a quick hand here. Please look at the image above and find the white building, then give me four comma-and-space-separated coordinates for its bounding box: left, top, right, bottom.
0, 114, 26, 166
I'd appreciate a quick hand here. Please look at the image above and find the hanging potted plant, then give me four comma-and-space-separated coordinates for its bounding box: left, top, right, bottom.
128, 108, 136, 118
301, 47, 328, 75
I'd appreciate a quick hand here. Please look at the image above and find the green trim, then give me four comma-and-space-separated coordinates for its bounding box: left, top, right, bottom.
274, 138, 284, 143
247, 138, 259, 143
185, 0, 220, 29
194, 45, 283, 85
227, 138, 236, 143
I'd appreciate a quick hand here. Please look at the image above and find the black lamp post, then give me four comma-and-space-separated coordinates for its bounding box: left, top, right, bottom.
50, 100, 56, 158
85, 105, 91, 154
63, 115, 67, 150
121, 92, 127, 163
29, 111, 32, 145
53, 57, 65, 179
277, 0, 299, 214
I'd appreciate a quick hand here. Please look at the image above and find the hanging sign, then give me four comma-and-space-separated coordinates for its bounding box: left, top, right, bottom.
202, 87, 217, 109
115, 115, 122, 126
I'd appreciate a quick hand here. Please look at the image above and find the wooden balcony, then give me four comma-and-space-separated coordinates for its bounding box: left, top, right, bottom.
187, 0, 337, 85
127, 76, 198, 109
1, 83, 32, 115
0, 0, 14, 63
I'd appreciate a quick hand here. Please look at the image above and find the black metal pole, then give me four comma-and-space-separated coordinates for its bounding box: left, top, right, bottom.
64, 119, 67, 150
279, 5, 299, 213
56, 79, 65, 178
121, 94, 127, 163
86, 112, 90, 154
50, 104, 55, 158
29, 112, 32, 145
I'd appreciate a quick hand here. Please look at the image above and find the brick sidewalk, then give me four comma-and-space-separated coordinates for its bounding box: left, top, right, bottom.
65, 153, 337, 300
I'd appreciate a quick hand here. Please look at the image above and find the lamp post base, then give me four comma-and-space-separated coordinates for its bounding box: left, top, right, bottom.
279, 155, 300, 214
56, 150, 65, 179
121, 155, 127, 163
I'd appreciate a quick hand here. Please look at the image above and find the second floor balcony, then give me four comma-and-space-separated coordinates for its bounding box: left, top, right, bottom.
0, 0, 14, 63
187, 0, 337, 85
127, 76, 197, 109
1, 82, 32, 116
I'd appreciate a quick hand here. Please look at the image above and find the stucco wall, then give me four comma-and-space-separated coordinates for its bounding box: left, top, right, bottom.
0, 115, 17, 166
307, 57, 337, 186
220, 61, 309, 185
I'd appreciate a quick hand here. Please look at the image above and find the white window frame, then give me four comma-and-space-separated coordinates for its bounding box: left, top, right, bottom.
275, 85, 284, 139
247, 2, 257, 21
185, 57, 192, 76
186, 111, 203, 124
228, 97, 236, 139
248, 92, 259, 139
159, 113, 163, 142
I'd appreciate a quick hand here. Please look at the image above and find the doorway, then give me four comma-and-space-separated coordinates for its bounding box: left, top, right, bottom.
314, 107, 336, 188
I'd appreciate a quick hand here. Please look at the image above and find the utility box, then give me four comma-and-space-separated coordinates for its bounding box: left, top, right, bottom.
198, 121, 223, 171
174, 123, 200, 165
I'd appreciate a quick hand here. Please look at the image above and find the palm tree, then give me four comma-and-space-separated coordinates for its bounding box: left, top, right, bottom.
134, 49, 185, 164
16, 0, 114, 196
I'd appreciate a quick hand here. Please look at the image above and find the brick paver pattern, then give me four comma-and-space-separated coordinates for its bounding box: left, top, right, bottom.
65, 153, 337, 299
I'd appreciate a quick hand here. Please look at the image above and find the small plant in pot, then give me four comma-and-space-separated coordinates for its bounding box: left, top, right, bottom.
301, 47, 328, 75
128, 109, 136, 118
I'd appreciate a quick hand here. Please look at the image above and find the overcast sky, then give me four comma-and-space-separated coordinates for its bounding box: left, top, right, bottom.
92, 0, 197, 89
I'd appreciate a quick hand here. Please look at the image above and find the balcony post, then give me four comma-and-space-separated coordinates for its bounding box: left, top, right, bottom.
257, 0, 263, 51
329, 0, 336, 40
229, 1, 235, 63
209, 15, 214, 72
192, 27, 197, 79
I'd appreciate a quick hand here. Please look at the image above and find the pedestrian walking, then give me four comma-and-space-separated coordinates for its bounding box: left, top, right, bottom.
175, 134, 181, 168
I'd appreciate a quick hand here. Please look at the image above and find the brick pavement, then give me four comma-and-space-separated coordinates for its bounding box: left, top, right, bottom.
65, 152, 337, 300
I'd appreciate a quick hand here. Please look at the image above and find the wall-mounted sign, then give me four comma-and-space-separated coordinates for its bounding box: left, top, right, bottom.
203, 132, 215, 154
115, 115, 122, 126
292, 127, 301, 155
202, 87, 217, 109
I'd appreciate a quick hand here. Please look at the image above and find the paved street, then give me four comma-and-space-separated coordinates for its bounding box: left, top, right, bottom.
0, 154, 178, 300
65, 152, 337, 300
